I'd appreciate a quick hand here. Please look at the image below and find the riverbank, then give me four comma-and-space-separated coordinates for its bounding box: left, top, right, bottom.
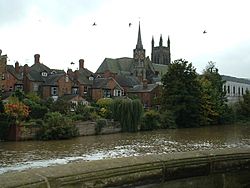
0, 148, 249, 188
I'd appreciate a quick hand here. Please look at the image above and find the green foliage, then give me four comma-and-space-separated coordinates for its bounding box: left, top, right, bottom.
23, 99, 48, 119
200, 62, 228, 125
12, 90, 25, 101
74, 104, 94, 121
141, 110, 160, 131
160, 110, 176, 129
26, 92, 42, 104
0, 113, 13, 140
112, 99, 143, 132
238, 90, 250, 120
49, 99, 71, 115
161, 59, 201, 128
36, 112, 79, 140
96, 98, 113, 119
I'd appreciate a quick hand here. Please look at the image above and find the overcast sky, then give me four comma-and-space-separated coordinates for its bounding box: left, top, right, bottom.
1, 0, 250, 78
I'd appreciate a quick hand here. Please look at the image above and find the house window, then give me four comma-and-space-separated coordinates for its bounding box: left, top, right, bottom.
2, 73, 5, 80
33, 83, 38, 91
72, 88, 78, 94
103, 90, 111, 98
223, 85, 226, 93
238, 87, 241, 95
84, 86, 88, 94
9, 86, 13, 91
233, 86, 235, 95
41, 72, 47, 77
242, 87, 244, 95
51, 87, 58, 96
114, 89, 122, 96
15, 85, 23, 91
65, 75, 69, 82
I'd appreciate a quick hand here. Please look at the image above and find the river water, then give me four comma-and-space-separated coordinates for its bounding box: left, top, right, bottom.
0, 124, 250, 174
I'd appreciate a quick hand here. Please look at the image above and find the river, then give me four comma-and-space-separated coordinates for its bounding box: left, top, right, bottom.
0, 124, 249, 174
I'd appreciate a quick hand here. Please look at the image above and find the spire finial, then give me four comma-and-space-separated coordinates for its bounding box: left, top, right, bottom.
159, 34, 163, 46
136, 22, 143, 49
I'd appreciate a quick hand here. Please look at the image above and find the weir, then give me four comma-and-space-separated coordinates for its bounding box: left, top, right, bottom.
0, 148, 249, 188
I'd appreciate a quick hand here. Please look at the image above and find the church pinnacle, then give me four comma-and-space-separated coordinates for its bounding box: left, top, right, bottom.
136, 22, 143, 49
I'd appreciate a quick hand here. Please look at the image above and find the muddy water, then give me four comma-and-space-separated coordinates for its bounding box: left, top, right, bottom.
0, 124, 249, 174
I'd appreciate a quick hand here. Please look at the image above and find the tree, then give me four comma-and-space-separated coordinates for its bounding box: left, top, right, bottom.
37, 112, 78, 140
161, 59, 201, 128
200, 62, 228, 125
238, 90, 250, 119
112, 99, 143, 132
4, 97, 30, 125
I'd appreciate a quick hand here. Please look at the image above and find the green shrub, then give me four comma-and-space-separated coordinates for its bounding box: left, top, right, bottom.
160, 110, 176, 129
36, 112, 79, 140
141, 110, 160, 131
0, 113, 13, 140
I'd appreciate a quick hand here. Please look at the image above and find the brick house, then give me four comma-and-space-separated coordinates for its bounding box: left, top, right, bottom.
0, 51, 23, 93
67, 59, 94, 99
91, 77, 124, 101
127, 79, 160, 108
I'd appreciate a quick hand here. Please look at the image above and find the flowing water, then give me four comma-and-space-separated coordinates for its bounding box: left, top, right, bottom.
0, 124, 250, 174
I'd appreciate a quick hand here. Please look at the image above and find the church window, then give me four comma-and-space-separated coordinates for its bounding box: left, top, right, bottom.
238, 87, 241, 95
227, 86, 230, 94
233, 86, 235, 95
223, 85, 226, 93
242, 87, 244, 95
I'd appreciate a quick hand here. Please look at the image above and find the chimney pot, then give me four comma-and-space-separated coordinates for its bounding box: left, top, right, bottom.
79, 59, 84, 69
15, 61, 20, 73
34, 54, 40, 64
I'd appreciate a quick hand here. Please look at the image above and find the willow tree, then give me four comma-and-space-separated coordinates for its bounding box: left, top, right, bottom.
112, 99, 143, 132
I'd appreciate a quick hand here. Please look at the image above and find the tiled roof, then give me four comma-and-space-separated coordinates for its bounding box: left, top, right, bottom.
6, 65, 23, 80
222, 75, 250, 85
92, 78, 110, 89
77, 68, 94, 85
115, 75, 140, 87
96, 57, 134, 75
44, 73, 64, 86
128, 83, 158, 93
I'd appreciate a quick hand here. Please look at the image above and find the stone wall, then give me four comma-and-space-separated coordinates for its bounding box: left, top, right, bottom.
19, 120, 121, 140
0, 148, 249, 187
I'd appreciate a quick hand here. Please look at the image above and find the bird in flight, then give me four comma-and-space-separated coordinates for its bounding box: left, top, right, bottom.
129, 23, 132, 27
203, 30, 207, 34
92, 22, 97, 26
70, 62, 75, 65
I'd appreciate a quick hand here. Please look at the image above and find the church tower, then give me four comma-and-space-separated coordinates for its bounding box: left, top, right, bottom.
133, 22, 146, 81
151, 35, 171, 65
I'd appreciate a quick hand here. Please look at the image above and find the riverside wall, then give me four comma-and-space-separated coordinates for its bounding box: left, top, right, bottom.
0, 148, 249, 188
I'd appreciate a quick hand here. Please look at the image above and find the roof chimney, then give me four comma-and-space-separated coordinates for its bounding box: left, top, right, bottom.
34, 54, 40, 64
15, 61, 20, 73
23, 64, 29, 74
79, 59, 84, 69
143, 79, 148, 89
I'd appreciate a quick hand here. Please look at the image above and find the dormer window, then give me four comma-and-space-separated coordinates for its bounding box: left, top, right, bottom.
65, 75, 69, 82
89, 76, 94, 80
41, 72, 48, 77
51, 70, 57, 74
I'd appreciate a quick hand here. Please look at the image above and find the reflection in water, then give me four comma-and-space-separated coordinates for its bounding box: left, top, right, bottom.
0, 124, 249, 174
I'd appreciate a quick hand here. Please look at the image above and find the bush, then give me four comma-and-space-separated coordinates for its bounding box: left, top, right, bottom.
96, 98, 113, 119
0, 113, 13, 140
141, 110, 160, 131
160, 110, 176, 129
36, 112, 79, 140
